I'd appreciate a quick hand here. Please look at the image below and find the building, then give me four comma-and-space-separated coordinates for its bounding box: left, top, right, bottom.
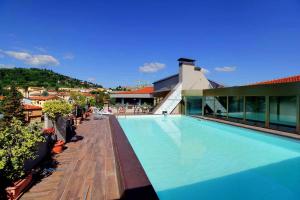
23, 104, 43, 122
152, 58, 222, 114
202, 74, 300, 133
29, 95, 58, 107
110, 86, 154, 106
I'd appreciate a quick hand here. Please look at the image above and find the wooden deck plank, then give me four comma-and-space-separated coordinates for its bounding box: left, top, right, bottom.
21, 116, 120, 200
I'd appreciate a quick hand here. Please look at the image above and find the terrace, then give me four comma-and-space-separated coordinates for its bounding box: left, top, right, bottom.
20, 114, 157, 200
21, 116, 120, 200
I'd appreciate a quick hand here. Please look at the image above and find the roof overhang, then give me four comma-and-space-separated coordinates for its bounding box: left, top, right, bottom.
203, 82, 300, 96
110, 93, 153, 98
182, 90, 203, 96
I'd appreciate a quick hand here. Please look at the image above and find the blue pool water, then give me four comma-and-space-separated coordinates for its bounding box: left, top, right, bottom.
118, 115, 300, 200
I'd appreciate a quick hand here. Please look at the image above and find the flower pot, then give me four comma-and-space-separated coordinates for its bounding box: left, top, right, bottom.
6, 173, 33, 200
76, 117, 82, 125
52, 140, 65, 154
43, 127, 55, 135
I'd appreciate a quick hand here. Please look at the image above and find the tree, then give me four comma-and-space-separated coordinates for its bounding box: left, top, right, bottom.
43, 100, 73, 124
95, 93, 104, 109
0, 118, 44, 185
1, 85, 24, 124
70, 92, 87, 108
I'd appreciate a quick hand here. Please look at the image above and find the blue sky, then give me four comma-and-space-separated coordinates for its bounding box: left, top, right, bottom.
0, 0, 299, 87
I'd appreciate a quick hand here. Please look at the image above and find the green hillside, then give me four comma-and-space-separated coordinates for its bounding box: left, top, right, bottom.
0, 68, 102, 91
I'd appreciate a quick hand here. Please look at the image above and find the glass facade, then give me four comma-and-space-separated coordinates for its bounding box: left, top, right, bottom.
245, 96, 265, 122
186, 97, 202, 115
202, 94, 298, 133
215, 96, 227, 117
228, 96, 244, 119
270, 96, 296, 127
204, 96, 215, 115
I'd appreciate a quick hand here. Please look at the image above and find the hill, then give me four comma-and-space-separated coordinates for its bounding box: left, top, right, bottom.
0, 68, 102, 91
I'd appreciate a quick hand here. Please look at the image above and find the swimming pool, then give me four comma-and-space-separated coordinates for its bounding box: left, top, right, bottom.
118, 115, 300, 200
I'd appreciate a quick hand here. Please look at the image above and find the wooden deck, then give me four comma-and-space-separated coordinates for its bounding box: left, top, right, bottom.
21, 116, 120, 200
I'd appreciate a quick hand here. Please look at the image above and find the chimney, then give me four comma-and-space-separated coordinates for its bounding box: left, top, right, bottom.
178, 58, 196, 67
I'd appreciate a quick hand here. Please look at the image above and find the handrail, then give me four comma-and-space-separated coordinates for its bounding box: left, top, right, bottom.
152, 82, 181, 114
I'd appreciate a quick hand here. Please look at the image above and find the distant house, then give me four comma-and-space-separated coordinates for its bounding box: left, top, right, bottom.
23, 104, 43, 123
57, 92, 71, 102
29, 95, 58, 107
110, 86, 154, 106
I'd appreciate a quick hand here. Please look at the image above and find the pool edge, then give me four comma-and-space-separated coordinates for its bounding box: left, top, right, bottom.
108, 115, 159, 200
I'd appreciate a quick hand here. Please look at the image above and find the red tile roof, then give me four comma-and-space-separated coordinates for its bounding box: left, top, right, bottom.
29, 96, 58, 100
117, 86, 154, 94
252, 74, 300, 86
23, 104, 42, 110
81, 92, 95, 97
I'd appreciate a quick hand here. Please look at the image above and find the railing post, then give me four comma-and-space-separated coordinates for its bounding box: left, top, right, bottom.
297, 96, 300, 134
243, 96, 246, 122
213, 97, 216, 117
202, 96, 205, 116
226, 96, 229, 119
265, 96, 270, 128
183, 96, 187, 115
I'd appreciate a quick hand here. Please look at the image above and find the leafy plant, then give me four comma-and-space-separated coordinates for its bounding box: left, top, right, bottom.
43, 100, 73, 123
70, 92, 87, 108
0, 118, 44, 185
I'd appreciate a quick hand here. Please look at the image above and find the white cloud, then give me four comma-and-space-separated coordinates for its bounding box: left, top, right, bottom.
201, 67, 210, 74
139, 62, 166, 73
1, 49, 59, 66
63, 53, 74, 60
215, 66, 236, 72
0, 64, 15, 68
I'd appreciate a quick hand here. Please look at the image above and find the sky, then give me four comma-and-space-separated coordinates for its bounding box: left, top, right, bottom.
0, 0, 300, 87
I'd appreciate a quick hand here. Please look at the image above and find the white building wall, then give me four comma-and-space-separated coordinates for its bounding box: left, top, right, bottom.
179, 63, 211, 91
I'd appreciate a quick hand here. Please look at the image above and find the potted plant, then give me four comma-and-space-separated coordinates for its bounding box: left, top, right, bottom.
52, 140, 65, 154
0, 118, 44, 200
43, 100, 72, 152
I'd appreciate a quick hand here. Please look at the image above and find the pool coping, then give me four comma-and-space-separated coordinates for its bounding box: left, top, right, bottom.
108, 115, 159, 200
195, 116, 300, 140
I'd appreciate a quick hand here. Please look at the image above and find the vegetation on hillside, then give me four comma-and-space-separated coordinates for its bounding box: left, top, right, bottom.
0, 68, 102, 94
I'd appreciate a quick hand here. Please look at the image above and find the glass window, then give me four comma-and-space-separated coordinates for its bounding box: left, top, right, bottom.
186, 97, 202, 115
228, 96, 244, 119
204, 96, 215, 115
246, 96, 265, 122
215, 96, 227, 117
270, 96, 296, 127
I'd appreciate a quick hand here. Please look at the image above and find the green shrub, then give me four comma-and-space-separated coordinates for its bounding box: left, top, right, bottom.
43, 100, 73, 122
0, 118, 45, 184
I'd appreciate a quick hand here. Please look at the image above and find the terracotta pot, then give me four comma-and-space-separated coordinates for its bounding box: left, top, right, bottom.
43, 127, 55, 135
52, 140, 65, 154
6, 173, 33, 200
77, 117, 82, 124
